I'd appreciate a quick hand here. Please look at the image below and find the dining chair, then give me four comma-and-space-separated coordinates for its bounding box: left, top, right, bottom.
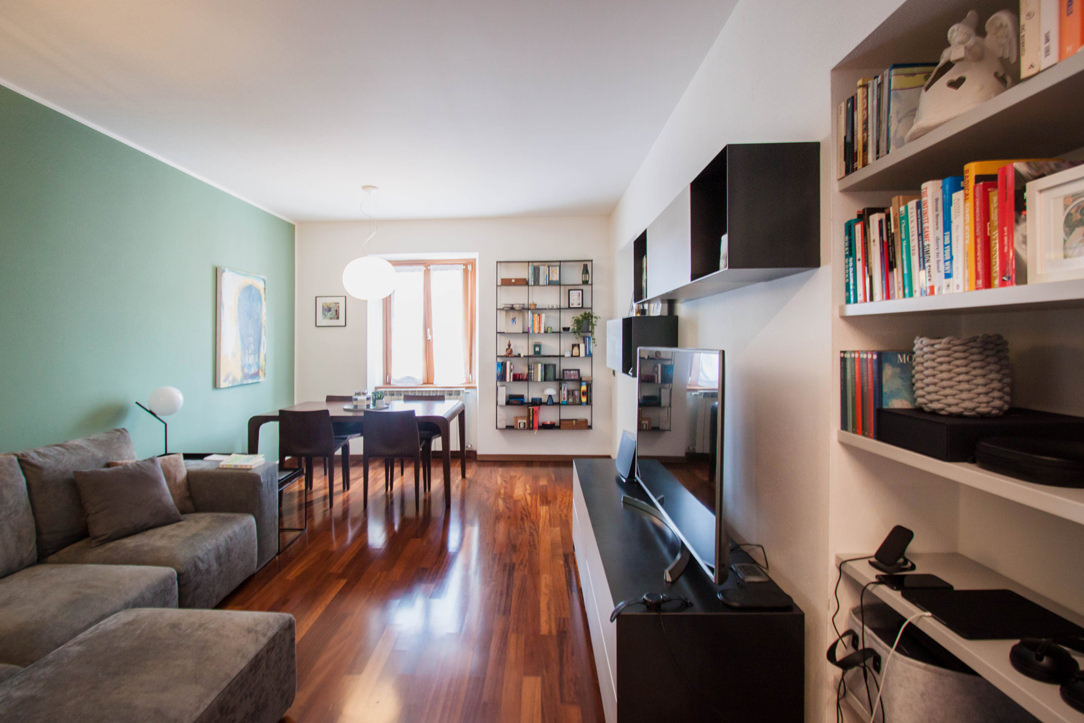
361, 409, 427, 507
279, 409, 352, 507
401, 394, 441, 492
324, 394, 363, 477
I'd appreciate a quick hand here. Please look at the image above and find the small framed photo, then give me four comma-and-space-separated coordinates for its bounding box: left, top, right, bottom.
316, 295, 346, 327
533, 342, 542, 355
571, 343, 581, 357
1027, 165, 1084, 284
549, 264, 560, 284
568, 288, 584, 308
562, 368, 581, 381
514, 417, 528, 430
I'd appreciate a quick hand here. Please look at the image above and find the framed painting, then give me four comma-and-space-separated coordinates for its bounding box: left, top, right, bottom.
316, 295, 346, 327
568, 288, 583, 308
216, 267, 267, 388
1027, 165, 1084, 284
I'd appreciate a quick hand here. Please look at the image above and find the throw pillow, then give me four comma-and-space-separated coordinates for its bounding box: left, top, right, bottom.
108, 453, 195, 513
74, 457, 182, 545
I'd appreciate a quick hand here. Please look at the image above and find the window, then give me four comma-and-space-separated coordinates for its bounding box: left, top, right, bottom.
381, 259, 476, 386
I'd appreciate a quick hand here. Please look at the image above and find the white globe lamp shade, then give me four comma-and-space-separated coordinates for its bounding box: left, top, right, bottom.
148, 386, 184, 416
343, 256, 396, 300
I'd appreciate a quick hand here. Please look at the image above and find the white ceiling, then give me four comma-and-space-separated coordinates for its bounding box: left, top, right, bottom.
0, 0, 736, 222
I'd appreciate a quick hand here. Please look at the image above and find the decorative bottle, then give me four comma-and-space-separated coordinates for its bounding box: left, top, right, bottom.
581, 263, 590, 284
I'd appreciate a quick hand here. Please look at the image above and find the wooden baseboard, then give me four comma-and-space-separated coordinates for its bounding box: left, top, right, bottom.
476, 454, 609, 462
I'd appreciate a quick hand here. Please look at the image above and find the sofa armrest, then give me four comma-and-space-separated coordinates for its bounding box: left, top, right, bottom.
185, 461, 278, 570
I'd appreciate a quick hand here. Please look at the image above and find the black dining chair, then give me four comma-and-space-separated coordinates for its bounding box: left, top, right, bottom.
279, 409, 352, 508
401, 394, 441, 492
361, 409, 428, 507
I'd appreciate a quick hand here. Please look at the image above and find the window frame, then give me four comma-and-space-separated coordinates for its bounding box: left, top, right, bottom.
381, 258, 476, 387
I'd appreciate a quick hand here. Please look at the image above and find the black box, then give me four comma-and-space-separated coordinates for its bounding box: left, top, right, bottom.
875, 407, 1084, 462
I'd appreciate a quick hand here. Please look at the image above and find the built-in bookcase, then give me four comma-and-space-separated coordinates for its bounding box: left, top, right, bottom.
495, 260, 593, 431
830, 1, 1084, 720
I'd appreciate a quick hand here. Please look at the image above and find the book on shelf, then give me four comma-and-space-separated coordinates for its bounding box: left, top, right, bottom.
997, 160, 1080, 286
1021, 0, 1042, 78
884, 63, 936, 156
841, 157, 1081, 305
1061, 0, 1083, 59
1042, 0, 1061, 68
840, 350, 914, 438
218, 454, 265, 469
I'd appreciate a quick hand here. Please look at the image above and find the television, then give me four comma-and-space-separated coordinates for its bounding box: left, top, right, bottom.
632, 346, 728, 586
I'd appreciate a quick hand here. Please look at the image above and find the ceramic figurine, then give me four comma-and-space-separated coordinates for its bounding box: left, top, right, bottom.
906, 9, 1018, 142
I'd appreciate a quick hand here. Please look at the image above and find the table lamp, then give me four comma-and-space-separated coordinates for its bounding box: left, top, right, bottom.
544, 387, 557, 405
136, 386, 183, 455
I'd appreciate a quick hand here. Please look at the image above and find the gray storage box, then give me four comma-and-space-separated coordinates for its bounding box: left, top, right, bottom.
842, 604, 1035, 722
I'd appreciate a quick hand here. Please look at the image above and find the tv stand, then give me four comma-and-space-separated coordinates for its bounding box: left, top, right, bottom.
573, 459, 804, 723
620, 493, 692, 583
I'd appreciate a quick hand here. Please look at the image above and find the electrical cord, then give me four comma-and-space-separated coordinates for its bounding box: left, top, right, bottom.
868, 611, 932, 723
736, 543, 769, 571
832, 555, 873, 640
859, 581, 886, 723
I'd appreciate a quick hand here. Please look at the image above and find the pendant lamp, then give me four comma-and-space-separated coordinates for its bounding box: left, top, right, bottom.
342, 185, 395, 301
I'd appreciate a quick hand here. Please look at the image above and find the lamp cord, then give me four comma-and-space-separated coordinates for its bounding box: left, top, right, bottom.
868, 611, 932, 723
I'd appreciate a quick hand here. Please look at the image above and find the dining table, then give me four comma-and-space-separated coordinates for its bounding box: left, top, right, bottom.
247, 399, 466, 508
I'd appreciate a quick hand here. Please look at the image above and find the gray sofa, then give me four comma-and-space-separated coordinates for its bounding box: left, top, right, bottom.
0, 429, 295, 721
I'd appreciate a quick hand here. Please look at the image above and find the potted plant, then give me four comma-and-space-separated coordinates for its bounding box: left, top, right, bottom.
371, 389, 386, 409
570, 310, 599, 336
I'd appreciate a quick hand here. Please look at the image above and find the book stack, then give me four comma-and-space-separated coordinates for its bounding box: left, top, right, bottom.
840, 350, 914, 438
217, 453, 265, 469
838, 63, 935, 178
1021, 0, 1083, 79
843, 159, 1078, 303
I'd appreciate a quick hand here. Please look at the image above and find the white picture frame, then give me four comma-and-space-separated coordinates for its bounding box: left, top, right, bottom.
315, 295, 346, 327
1026, 164, 1084, 284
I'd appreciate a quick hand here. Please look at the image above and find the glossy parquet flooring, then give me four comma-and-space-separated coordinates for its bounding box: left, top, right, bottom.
222, 459, 605, 723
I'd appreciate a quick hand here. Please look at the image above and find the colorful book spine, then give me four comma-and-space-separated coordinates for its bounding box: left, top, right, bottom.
899, 201, 914, 297
951, 189, 965, 293
1021, 0, 1043, 78
941, 176, 963, 293
908, 199, 923, 297
921, 180, 943, 296
988, 185, 1001, 287
1043, 0, 1062, 68
974, 179, 998, 289
1061, 0, 1084, 58
844, 219, 857, 303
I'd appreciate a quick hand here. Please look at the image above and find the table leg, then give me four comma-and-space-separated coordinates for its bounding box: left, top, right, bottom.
441, 421, 452, 509
458, 408, 466, 477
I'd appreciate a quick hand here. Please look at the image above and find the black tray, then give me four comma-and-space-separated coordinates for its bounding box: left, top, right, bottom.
976, 437, 1084, 488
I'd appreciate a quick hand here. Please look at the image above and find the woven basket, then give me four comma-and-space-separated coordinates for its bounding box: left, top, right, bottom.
912, 334, 1012, 417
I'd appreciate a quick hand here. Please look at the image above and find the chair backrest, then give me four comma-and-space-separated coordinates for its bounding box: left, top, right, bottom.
279, 409, 336, 457
362, 410, 420, 457
402, 393, 445, 402
325, 394, 353, 402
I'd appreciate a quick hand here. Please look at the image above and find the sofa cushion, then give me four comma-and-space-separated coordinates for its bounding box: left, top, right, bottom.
0, 563, 177, 667
75, 457, 182, 545
16, 428, 137, 558
0, 608, 296, 723
46, 513, 257, 609
0, 455, 36, 577
109, 454, 195, 514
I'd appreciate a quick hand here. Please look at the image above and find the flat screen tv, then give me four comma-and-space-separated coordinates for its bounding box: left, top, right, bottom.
633, 346, 728, 585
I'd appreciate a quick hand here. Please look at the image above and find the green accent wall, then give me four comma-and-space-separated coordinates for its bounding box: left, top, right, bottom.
0, 85, 294, 458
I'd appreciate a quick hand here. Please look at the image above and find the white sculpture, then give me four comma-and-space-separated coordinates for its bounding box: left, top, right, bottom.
906, 9, 1018, 142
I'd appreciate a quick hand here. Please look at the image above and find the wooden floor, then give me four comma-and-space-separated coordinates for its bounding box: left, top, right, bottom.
222, 458, 605, 723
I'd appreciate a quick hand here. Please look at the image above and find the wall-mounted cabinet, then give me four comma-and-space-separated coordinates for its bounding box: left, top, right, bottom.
635, 142, 821, 303
604, 315, 678, 377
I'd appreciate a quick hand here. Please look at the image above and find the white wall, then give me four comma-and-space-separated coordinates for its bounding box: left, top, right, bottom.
608, 1, 904, 720
294, 216, 613, 457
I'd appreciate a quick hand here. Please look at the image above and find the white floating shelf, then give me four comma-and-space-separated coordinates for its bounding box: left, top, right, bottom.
838, 431, 1084, 525
838, 278, 1084, 317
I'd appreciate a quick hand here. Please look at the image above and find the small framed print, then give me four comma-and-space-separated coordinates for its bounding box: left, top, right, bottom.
549, 264, 560, 284
562, 368, 580, 381
1027, 164, 1084, 284
571, 343, 581, 357
533, 342, 542, 355
316, 295, 347, 327
568, 288, 584, 308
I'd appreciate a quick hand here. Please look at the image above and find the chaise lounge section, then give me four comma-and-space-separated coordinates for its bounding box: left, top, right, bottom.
0, 429, 296, 721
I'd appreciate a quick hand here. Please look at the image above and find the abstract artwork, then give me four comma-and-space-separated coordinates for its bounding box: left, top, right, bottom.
315, 295, 346, 327
216, 267, 267, 388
